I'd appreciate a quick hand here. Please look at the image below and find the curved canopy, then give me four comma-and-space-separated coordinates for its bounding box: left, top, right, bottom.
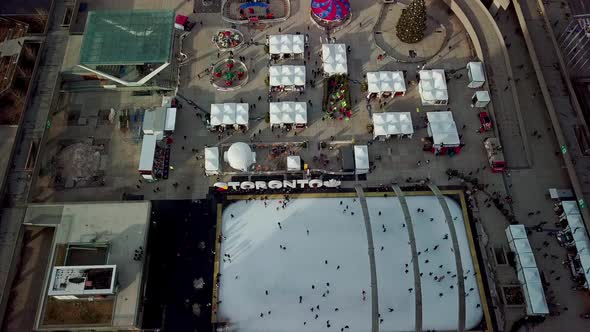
225, 142, 255, 171
311, 0, 351, 22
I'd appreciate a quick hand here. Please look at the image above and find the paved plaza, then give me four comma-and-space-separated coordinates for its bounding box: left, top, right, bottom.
1, 0, 590, 331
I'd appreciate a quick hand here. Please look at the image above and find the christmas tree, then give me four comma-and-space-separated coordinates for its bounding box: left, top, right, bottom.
396, 0, 427, 44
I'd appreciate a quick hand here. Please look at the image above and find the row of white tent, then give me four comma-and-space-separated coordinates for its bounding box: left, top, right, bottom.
210, 103, 249, 128
372, 112, 413, 139
269, 65, 306, 87
322, 43, 347, 76
269, 102, 308, 126
505, 225, 549, 316
561, 201, 590, 288
268, 34, 306, 55
366, 71, 406, 98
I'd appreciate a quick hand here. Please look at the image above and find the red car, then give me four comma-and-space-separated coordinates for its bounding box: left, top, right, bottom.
478, 112, 492, 132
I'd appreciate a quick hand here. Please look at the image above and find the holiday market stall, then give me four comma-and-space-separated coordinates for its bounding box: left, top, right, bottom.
467, 62, 486, 88
268, 34, 306, 60
471, 91, 491, 108
322, 44, 348, 76
269, 65, 306, 92
287, 155, 302, 171
372, 112, 414, 140
323, 74, 352, 120
210, 103, 249, 130
418, 69, 448, 105
425, 111, 461, 155
354, 145, 369, 175
366, 71, 406, 100
269, 102, 308, 128
205, 147, 220, 176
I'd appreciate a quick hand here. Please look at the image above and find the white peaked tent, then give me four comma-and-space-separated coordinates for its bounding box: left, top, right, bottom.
138, 134, 157, 179
426, 112, 459, 147
165, 108, 177, 132
205, 147, 220, 176
322, 44, 347, 76
268, 34, 305, 56
467, 62, 486, 88
269, 102, 308, 127
354, 145, 369, 174
210, 103, 249, 128
224, 142, 256, 172
418, 69, 448, 105
269, 65, 306, 89
287, 156, 302, 171
506, 225, 549, 316
562, 201, 590, 288
472, 91, 491, 108
372, 112, 414, 139
366, 71, 406, 98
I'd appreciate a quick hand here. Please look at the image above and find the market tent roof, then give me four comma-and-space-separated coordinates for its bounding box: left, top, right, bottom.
372, 112, 414, 138
505, 224, 527, 240
294, 103, 307, 124
427, 111, 459, 146
354, 145, 369, 171
225, 142, 255, 172
268, 34, 305, 55
222, 104, 236, 125
138, 134, 157, 171
287, 156, 301, 171
517, 267, 549, 315
269, 102, 308, 125
367, 71, 406, 94
467, 62, 486, 82
322, 44, 347, 75
80, 10, 175, 65
475, 91, 491, 102
311, 0, 351, 22
562, 201, 590, 287
235, 103, 249, 125
205, 147, 220, 172
419, 69, 448, 102
517, 252, 538, 268
210, 104, 223, 126
269, 65, 306, 87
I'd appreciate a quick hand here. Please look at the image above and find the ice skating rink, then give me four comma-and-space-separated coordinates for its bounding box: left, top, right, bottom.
216, 196, 483, 331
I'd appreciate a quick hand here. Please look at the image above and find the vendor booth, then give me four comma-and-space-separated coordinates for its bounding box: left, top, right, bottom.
425, 111, 461, 155
467, 62, 486, 88
210, 103, 250, 130
322, 44, 348, 76
372, 112, 414, 140
138, 134, 158, 180
471, 91, 491, 108
418, 70, 448, 106
366, 71, 406, 100
269, 65, 306, 92
268, 34, 306, 60
287, 155, 302, 171
224, 142, 256, 172
205, 147, 220, 176
269, 102, 308, 128
560, 201, 590, 289
164, 108, 177, 133
354, 145, 369, 175
143, 107, 167, 140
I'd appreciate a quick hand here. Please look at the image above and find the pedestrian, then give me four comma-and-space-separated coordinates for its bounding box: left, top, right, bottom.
265, 290, 269, 295
325, 260, 328, 264
408, 288, 413, 293
379, 211, 382, 216
337, 265, 340, 270
299, 295, 303, 303
231, 214, 235, 218
307, 229, 310, 235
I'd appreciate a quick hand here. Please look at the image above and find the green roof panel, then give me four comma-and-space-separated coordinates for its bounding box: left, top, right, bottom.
80, 10, 175, 65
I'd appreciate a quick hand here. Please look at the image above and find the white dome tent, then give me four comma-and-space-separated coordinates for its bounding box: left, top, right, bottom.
224, 142, 256, 172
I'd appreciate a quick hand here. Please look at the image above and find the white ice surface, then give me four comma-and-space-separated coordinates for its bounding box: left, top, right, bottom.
217, 196, 483, 332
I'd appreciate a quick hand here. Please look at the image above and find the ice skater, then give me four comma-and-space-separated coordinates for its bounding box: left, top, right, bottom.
299, 295, 303, 303
388, 308, 394, 312
265, 290, 269, 295
278, 222, 282, 229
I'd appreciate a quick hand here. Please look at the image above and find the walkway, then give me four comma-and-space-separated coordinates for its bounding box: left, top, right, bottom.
428, 184, 465, 332
446, 0, 531, 169
391, 185, 422, 332
354, 185, 380, 332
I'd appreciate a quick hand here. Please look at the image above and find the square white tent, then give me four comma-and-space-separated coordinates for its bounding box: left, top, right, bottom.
418, 69, 448, 105
471, 91, 491, 108
165, 107, 177, 132
205, 147, 220, 176
287, 155, 302, 171
372, 112, 414, 139
366, 71, 406, 99
506, 224, 549, 316
322, 44, 348, 76
210, 103, 249, 128
269, 65, 306, 89
467, 62, 486, 88
426, 111, 460, 147
354, 145, 369, 174
562, 201, 590, 288
269, 102, 308, 127
268, 34, 305, 57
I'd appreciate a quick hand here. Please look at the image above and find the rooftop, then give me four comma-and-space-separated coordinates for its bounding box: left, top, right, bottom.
79, 10, 175, 66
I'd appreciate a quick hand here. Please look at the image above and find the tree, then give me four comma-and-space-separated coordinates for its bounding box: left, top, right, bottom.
396, 0, 427, 44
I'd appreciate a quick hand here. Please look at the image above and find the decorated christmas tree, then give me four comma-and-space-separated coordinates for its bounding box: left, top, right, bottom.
396, 0, 427, 44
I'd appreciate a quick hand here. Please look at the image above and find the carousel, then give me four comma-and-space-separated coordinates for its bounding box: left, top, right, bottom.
210, 58, 249, 91
310, 0, 351, 31
212, 29, 245, 51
